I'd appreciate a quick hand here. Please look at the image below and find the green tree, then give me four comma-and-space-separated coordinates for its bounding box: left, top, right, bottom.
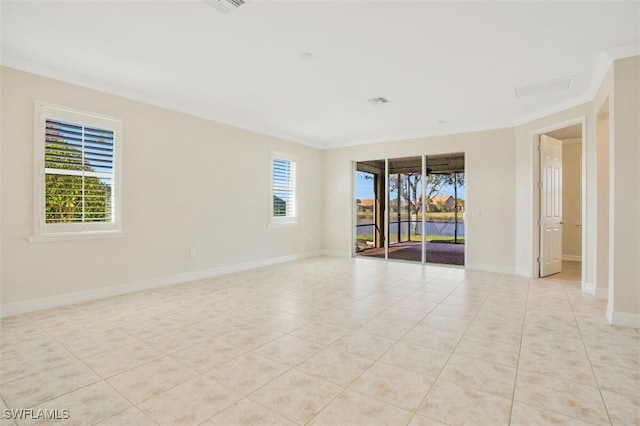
391, 172, 464, 234
45, 123, 112, 223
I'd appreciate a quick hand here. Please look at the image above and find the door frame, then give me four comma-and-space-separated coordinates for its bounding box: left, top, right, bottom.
531, 116, 587, 288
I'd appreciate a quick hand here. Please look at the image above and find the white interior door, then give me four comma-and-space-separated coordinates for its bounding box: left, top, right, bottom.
540, 135, 563, 277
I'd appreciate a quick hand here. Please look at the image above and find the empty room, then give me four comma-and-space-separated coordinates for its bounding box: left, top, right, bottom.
1, 1, 638, 425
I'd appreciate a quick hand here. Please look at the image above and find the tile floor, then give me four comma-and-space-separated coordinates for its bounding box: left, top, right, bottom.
0, 258, 638, 425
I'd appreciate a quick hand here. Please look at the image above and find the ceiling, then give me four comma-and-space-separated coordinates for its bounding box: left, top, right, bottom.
1, 1, 638, 149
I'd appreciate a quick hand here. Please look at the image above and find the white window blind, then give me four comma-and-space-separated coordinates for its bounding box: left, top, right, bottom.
271, 155, 296, 224
45, 119, 115, 223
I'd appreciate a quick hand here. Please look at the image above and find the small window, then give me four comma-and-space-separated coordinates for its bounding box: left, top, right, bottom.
270, 153, 297, 225
30, 102, 122, 241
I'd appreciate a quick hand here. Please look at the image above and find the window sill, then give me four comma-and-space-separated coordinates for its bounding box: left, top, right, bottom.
28, 230, 125, 243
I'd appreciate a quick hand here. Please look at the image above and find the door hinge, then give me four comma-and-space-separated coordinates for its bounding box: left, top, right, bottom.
537, 256, 542, 263
538, 181, 543, 188
538, 144, 542, 151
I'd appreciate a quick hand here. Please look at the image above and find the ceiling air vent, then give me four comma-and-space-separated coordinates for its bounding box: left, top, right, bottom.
203, 0, 249, 14
368, 97, 389, 106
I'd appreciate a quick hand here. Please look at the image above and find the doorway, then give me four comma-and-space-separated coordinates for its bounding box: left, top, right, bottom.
354, 153, 465, 266
536, 122, 584, 280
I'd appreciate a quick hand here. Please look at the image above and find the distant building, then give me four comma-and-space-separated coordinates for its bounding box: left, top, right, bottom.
427, 195, 455, 212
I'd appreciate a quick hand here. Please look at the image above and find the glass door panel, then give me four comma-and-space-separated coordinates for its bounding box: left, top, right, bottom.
424, 154, 465, 265
388, 156, 422, 262
355, 160, 385, 258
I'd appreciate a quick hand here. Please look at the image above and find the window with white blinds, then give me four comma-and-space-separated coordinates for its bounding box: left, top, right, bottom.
31, 102, 122, 241
270, 153, 297, 225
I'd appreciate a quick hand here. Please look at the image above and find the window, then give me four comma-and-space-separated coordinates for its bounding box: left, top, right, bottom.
30, 102, 122, 241
270, 153, 296, 225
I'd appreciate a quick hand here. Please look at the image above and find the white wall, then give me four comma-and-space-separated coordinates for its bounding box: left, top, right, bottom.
322, 128, 517, 273
609, 56, 640, 324
562, 139, 582, 260
0, 66, 323, 314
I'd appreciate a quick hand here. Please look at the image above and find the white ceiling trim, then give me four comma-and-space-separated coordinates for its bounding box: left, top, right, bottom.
0, 53, 325, 150
1, 45, 633, 151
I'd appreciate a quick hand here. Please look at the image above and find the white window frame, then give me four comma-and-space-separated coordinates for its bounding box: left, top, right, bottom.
269, 152, 297, 227
29, 101, 123, 242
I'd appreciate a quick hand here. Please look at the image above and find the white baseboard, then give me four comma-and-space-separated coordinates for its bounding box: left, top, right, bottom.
607, 306, 640, 328
321, 249, 351, 258
465, 263, 515, 275
562, 255, 582, 262
0, 250, 322, 318
514, 267, 532, 278
584, 281, 596, 295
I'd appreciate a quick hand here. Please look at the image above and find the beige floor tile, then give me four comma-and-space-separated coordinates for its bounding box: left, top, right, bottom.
170, 339, 246, 373
61, 329, 137, 359
601, 390, 640, 426
290, 321, 351, 345
96, 407, 157, 426
317, 310, 373, 329
119, 316, 182, 340
43, 319, 116, 343
510, 401, 599, 425
518, 347, 597, 387
473, 308, 525, 327
83, 342, 163, 378
439, 354, 516, 398
521, 332, 586, 357
401, 327, 462, 353
296, 347, 374, 387
0, 345, 77, 385
464, 320, 522, 345
341, 300, 389, 317
261, 312, 312, 333
218, 324, 284, 350
26, 381, 131, 426
248, 369, 342, 424
0, 361, 100, 408
430, 303, 478, 321
206, 352, 289, 395
392, 298, 438, 314
190, 315, 252, 338
202, 399, 296, 425
107, 357, 198, 404
418, 379, 512, 426
417, 314, 471, 334
349, 362, 434, 411
143, 327, 210, 354
331, 330, 396, 360
0, 397, 14, 426
253, 334, 325, 366
380, 341, 450, 377
308, 390, 413, 425
454, 335, 519, 368
514, 370, 609, 425
2, 258, 633, 425
591, 362, 640, 398
408, 414, 448, 426
0, 332, 60, 362
138, 376, 242, 426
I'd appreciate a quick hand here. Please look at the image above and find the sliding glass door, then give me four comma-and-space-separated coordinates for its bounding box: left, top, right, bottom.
355, 153, 465, 266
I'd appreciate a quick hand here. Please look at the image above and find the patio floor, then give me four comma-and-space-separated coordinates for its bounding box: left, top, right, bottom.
357, 241, 464, 265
